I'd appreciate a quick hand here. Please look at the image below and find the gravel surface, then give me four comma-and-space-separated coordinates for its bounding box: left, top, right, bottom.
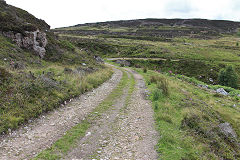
64, 68, 158, 160
64, 70, 131, 160
98, 68, 159, 160
0, 68, 122, 160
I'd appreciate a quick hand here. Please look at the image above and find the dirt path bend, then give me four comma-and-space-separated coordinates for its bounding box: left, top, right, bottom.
64, 68, 158, 160
0, 68, 122, 160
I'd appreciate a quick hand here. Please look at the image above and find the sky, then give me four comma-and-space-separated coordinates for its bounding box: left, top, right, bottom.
6, 0, 240, 29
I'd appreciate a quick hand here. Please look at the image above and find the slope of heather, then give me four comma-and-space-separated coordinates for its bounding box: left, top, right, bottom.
0, 0, 112, 134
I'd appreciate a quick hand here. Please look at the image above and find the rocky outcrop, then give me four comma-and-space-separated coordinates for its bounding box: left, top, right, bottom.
0, 0, 6, 4
216, 88, 229, 96
2, 30, 47, 58
94, 56, 104, 63
197, 84, 209, 89
218, 122, 237, 140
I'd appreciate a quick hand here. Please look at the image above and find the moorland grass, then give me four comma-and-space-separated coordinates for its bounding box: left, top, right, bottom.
136, 68, 240, 160
57, 31, 240, 86
0, 66, 113, 134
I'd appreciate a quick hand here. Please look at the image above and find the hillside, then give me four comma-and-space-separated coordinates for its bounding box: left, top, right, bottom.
76, 18, 240, 32
51, 19, 240, 159
0, 2, 240, 159
56, 18, 240, 38
0, 1, 112, 134
54, 18, 240, 85
0, 0, 49, 33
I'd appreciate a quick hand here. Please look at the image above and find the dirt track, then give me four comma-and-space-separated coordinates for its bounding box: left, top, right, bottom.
64, 68, 158, 160
0, 66, 158, 160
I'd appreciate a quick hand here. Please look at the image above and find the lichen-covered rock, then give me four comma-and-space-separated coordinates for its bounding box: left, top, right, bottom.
94, 56, 104, 63
197, 84, 209, 89
76, 67, 94, 74
3, 30, 47, 58
14, 33, 23, 47
10, 61, 25, 70
33, 45, 46, 59
216, 88, 229, 96
39, 75, 59, 89
218, 122, 237, 139
36, 32, 47, 47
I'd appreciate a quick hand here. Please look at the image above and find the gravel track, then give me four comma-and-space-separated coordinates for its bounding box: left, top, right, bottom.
64, 68, 158, 160
64, 74, 130, 159
0, 68, 122, 160
98, 68, 158, 160
0, 66, 158, 160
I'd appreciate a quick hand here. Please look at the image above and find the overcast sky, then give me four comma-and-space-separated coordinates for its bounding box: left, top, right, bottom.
6, 0, 240, 29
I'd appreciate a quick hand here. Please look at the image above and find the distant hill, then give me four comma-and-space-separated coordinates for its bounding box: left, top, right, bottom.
55, 18, 240, 40
73, 18, 240, 33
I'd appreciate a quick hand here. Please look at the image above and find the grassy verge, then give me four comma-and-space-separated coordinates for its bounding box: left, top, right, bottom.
0, 65, 113, 134
34, 68, 133, 160
136, 68, 240, 159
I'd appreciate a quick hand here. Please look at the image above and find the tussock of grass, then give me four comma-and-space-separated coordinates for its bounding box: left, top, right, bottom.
152, 89, 162, 101
149, 75, 169, 98
143, 67, 147, 73
137, 68, 240, 160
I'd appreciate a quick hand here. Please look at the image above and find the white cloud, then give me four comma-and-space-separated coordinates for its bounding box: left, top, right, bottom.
5, 0, 240, 28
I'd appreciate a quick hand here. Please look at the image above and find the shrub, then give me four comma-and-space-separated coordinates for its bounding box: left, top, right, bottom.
152, 88, 162, 101
218, 65, 238, 89
59, 40, 75, 51
21, 23, 37, 32
156, 77, 169, 96
154, 102, 158, 110
236, 42, 239, 47
143, 67, 147, 73
150, 75, 159, 83
150, 75, 169, 96
0, 67, 11, 84
146, 79, 151, 85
